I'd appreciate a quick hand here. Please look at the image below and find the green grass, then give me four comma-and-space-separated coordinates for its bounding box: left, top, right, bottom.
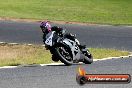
0, 0, 132, 25
89, 48, 129, 59
0, 44, 53, 66
0, 44, 129, 66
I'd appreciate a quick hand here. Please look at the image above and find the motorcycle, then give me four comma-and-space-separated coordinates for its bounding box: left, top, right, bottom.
43, 29, 93, 65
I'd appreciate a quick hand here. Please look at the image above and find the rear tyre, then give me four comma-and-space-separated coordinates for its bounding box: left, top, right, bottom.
83, 51, 93, 64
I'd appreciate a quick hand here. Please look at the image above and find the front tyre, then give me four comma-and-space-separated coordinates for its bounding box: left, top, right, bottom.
55, 44, 73, 66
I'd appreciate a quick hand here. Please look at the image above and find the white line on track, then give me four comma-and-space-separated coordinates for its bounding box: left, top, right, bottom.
0, 42, 131, 69
0, 54, 131, 69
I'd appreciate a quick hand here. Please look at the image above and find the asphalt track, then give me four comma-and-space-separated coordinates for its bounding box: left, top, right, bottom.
0, 20, 132, 88
0, 20, 132, 51
0, 58, 132, 88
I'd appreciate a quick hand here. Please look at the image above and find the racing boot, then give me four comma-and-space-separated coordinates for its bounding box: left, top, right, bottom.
78, 45, 87, 51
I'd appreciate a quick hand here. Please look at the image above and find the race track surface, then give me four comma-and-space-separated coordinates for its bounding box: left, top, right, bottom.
0, 20, 132, 88
0, 20, 132, 51
0, 57, 132, 88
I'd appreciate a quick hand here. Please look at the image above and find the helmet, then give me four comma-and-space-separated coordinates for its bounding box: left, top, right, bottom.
40, 21, 51, 32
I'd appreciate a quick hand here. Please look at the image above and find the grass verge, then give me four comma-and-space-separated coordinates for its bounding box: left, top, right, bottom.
0, 44, 129, 66
0, 0, 132, 25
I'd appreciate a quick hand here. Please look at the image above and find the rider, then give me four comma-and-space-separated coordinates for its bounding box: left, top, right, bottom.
40, 21, 68, 62
40, 21, 76, 43
40, 21, 87, 61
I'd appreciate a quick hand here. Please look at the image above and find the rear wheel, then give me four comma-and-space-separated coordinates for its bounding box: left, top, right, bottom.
83, 51, 93, 64
55, 44, 73, 66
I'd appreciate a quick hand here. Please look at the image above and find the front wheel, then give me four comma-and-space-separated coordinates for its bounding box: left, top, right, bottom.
55, 44, 73, 66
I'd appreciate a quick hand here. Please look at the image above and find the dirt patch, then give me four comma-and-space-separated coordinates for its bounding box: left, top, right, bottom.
0, 17, 99, 26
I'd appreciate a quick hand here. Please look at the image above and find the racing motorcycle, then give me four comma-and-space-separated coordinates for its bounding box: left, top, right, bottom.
43, 29, 93, 65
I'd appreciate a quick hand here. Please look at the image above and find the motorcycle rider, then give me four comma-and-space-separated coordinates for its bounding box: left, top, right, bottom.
40, 21, 76, 42
40, 21, 87, 61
